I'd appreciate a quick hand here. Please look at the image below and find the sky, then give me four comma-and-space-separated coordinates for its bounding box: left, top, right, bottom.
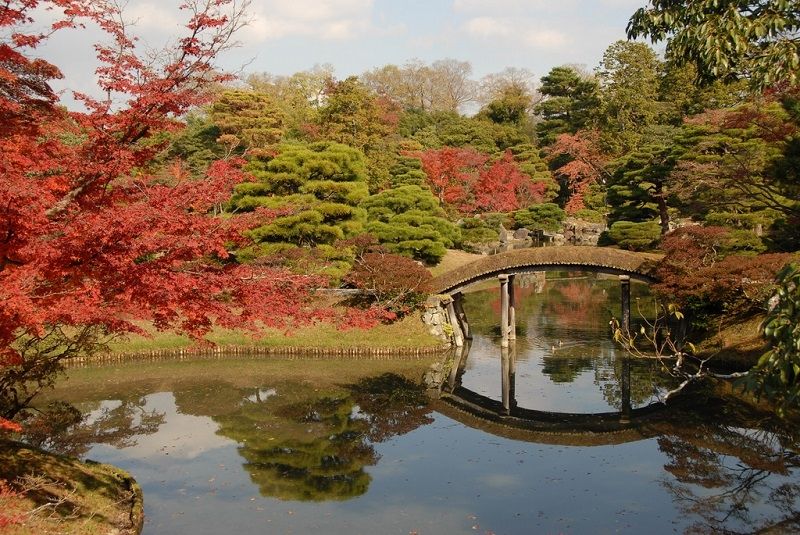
35, 0, 652, 103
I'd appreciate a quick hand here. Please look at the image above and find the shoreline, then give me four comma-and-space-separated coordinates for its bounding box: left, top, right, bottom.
65, 343, 452, 368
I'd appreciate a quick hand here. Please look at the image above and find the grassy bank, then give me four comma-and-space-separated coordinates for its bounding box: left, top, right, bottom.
95, 251, 486, 357
0, 441, 143, 535
696, 315, 767, 368
107, 313, 443, 355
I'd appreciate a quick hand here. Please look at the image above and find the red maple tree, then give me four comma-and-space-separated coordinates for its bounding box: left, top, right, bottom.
0, 1, 330, 428
412, 147, 545, 215
547, 130, 608, 214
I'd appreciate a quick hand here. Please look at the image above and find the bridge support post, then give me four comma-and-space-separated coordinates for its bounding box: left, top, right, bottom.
619, 275, 631, 334
452, 293, 471, 340
501, 343, 516, 415
443, 296, 465, 348
447, 340, 471, 392
499, 274, 510, 348
620, 357, 632, 423
508, 274, 516, 341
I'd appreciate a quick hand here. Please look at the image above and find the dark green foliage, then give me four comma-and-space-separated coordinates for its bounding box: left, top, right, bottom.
669, 101, 799, 243
360, 185, 460, 264
657, 61, 748, 125
459, 217, 500, 245
572, 208, 606, 223
628, 0, 800, 89
231, 142, 369, 248
601, 220, 661, 251
477, 83, 532, 126
163, 114, 225, 174
512, 203, 565, 232
608, 125, 680, 233
398, 110, 528, 153
506, 144, 559, 201
535, 66, 600, 146
596, 41, 663, 152
744, 263, 800, 415
314, 76, 401, 192
719, 229, 767, 256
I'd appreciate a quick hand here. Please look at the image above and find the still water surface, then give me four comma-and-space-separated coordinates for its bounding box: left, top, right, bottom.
38, 275, 800, 534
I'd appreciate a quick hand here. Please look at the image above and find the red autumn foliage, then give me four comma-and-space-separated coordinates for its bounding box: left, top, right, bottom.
345, 251, 432, 316
411, 147, 545, 215
547, 130, 608, 214
653, 226, 795, 318
0, 479, 24, 528
0, 1, 333, 428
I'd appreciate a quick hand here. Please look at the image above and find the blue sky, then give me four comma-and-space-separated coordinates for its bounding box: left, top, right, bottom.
40, 0, 652, 102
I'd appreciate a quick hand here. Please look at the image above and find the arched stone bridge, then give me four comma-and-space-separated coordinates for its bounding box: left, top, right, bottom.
431, 246, 663, 295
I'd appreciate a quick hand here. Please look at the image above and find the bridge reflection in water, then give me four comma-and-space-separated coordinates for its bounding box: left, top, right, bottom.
437, 340, 670, 445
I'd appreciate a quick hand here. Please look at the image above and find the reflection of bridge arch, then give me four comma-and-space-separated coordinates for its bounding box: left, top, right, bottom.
435, 341, 675, 445
431, 246, 662, 294
433, 394, 664, 447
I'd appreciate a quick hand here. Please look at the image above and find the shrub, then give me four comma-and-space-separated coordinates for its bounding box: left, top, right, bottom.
459, 217, 499, 246
653, 226, 796, 323
360, 185, 460, 265
572, 208, 606, 223
345, 252, 432, 316
743, 263, 800, 415
601, 220, 661, 251
512, 202, 565, 232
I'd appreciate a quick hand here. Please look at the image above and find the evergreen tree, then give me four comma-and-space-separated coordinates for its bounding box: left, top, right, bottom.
231, 142, 370, 252
535, 66, 600, 146
360, 185, 460, 264
209, 89, 285, 151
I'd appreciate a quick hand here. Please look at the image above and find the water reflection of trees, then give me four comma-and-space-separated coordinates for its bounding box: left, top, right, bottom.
173, 373, 432, 502
544, 280, 609, 332
21, 398, 165, 457
654, 404, 800, 534
595, 355, 675, 409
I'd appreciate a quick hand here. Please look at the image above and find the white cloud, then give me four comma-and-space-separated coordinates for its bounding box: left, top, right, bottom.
124, 2, 184, 32
462, 16, 569, 49
524, 29, 568, 48
241, 0, 390, 42
463, 16, 509, 38
453, 0, 578, 14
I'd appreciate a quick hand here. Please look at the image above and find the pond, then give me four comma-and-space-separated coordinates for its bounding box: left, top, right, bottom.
32, 275, 800, 534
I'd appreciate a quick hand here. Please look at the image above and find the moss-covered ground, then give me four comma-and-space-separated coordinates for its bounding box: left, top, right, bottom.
0, 441, 143, 535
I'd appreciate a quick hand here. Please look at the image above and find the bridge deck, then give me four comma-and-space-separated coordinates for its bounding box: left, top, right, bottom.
431, 246, 662, 294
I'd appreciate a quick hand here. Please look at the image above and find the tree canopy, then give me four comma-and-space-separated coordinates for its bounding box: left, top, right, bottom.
628, 0, 800, 88
0, 0, 331, 429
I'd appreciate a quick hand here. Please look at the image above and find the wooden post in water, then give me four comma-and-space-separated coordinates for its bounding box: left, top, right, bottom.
509, 341, 517, 410
508, 274, 516, 341
620, 357, 632, 423
444, 296, 465, 348
501, 344, 511, 415
499, 274, 510, 348
447, 341, 471, 393
452, 292, 472, 340
619, 275, 631, 334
